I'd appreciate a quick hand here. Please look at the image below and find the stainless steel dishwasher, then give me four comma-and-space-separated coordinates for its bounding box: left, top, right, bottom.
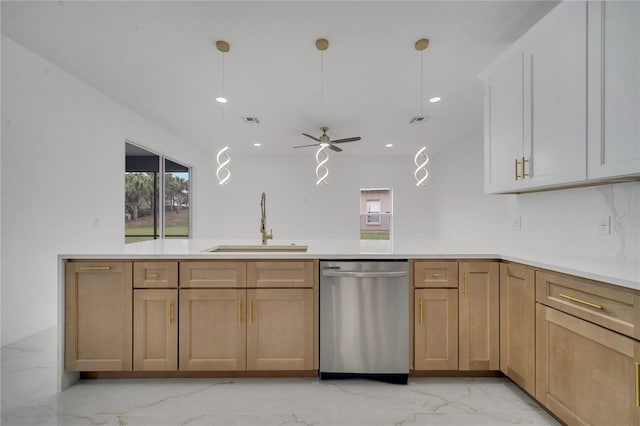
319, 260, 409, 384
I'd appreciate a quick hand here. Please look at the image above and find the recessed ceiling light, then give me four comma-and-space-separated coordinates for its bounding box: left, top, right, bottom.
253, 143, 262, 147
216, 96, 228, 104
429, 96, 442, 103
385, 144, 393, 148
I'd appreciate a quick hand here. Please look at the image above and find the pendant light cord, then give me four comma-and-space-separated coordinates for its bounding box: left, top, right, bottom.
420, 50, 424, 144
320, 50, 325, 123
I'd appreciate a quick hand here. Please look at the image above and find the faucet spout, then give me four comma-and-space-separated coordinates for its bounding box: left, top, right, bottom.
260, 192, 273, 245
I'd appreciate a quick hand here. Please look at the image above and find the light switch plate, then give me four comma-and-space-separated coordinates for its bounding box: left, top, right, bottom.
598, 215, 611, 235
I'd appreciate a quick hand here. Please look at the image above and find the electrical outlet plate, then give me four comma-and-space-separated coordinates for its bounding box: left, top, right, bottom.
512, 216, 522, 231
598, 215, 611, 235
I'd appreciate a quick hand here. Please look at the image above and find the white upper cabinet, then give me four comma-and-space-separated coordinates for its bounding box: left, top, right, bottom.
480, 0, 639, 194
521, 1, 587, 190
484, 53, 524, 193
588, 1, 640, 180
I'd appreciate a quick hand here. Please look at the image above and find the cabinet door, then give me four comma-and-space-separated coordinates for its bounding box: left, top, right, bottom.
246, 289, 314, 370
65, 261, 133, 371
133, 289, 178, 371
500, 263, 535, 394
414, 289, 458, 370
523, 1, 587, 189
484, 53, 525, 194
179, 261, 246, 288
459, 262, 499, 371
247, 261, 314, 288
133, 261, 178, 288
414, 261, 458, 288
588, 1, 640, 179
179, 289, 246, 371
536, 304, 640, 425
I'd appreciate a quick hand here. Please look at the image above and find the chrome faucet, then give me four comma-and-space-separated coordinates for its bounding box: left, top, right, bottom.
260, 192, 273, 245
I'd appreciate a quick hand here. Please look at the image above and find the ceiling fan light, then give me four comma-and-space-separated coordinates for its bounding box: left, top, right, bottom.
216, 96, 228, 104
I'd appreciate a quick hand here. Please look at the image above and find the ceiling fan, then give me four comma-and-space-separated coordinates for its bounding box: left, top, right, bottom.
293, 127, 361, 152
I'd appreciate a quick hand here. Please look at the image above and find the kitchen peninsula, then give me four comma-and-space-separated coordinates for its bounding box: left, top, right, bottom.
61, 239, 640, 425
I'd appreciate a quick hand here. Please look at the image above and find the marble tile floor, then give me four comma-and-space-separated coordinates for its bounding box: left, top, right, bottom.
2, 327, 560, 426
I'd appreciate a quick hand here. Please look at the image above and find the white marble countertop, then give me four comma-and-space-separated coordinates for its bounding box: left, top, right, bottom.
60, 239, 640, 291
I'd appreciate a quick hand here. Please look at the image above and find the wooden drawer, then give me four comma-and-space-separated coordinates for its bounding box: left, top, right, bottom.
134, 261, 178, 288
247, 261, 314, 288
414, 261, 458, 288
180, 261, 246, 288
536, 270, 640, 340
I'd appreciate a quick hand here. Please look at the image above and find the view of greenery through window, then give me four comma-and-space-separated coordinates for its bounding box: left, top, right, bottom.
125, 143, 190, 243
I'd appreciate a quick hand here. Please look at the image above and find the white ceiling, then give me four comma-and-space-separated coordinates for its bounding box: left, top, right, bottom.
1, 1, 558, 157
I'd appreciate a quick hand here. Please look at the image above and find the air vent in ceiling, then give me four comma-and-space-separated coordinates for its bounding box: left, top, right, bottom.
409, 116, 426, 124
242, 116, 260, 124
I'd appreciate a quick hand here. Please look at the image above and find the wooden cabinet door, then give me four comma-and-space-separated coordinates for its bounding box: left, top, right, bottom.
588, 1, 640, 179
414, 261, 458, 288
247, 261, 314, 288
179, 289, 246, 371
483, 52, 525, 194
246, 289, 314, 370
414, 289, 458, 370
179, 261, 246, 288
133, 289, 178, 371
536, 304, 640, 425
500, 263, 535, 394
459, 262, 499, 371
133, 261, 178, 288
522, 1, 587, 189
65, 261, 133, 371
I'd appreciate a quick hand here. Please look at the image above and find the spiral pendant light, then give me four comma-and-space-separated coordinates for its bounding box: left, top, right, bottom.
414, 38, 430, 186
215, 40, 231, 185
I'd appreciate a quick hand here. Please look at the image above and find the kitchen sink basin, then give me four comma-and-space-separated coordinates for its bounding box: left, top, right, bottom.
207, 244, 308, 253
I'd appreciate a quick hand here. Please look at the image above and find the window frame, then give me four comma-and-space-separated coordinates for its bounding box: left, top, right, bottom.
125, 141, 192, 243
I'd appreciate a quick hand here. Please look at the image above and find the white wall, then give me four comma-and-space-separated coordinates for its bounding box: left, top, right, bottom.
208, 153, 449, 243
1, 36, 214, 345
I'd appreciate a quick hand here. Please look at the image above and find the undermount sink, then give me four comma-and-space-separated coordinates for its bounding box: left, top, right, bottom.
207, 244, 308, 253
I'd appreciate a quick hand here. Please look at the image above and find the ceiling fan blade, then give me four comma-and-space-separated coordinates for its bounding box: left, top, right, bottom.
328, 144, 343, 152
331, 137, 361, 144
293, 143, 320, 149
302, 133, 322, 142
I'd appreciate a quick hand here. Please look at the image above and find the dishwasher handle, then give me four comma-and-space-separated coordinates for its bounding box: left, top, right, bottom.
322, 270, 408, 279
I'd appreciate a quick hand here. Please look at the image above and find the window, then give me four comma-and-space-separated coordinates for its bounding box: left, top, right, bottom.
125, 142, 191, 243
365, 200, 381, 225
360, 188, 392, 253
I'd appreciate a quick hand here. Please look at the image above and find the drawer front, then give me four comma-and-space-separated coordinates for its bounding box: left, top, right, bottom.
134, 261, 178, 288
414, 261, 458, 288
536, 270, 640, 340
247, 261, 314, 288
180, 261, 246, 288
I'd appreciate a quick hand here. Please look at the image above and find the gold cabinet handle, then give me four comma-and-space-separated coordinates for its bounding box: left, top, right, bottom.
431, 273, 442, 278
558, 294, 603, 310
167, 301, 174, 325
635, 362, 639, 407
522, 156, 529, 178
238, 301, 243, 325
419, 299, 423, 326
80, 266, 111, 271
249, 300, 254, 325
463, 273, 468, 296
515, 158, 522, 180
149, 273, 160, 279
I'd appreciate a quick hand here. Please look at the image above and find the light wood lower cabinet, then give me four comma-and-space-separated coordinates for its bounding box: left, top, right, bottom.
414, 289, 458, 370
500, 263, 535, 395
134, 289, 178, 371
246, 289, 314, 370
458, 262, 499, 371
536, 304, 640, 426
65, 261, 133, 371
179, 289, 246, 371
